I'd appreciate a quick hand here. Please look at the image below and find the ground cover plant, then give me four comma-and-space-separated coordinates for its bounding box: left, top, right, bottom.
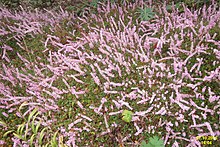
0, 0, 220, 146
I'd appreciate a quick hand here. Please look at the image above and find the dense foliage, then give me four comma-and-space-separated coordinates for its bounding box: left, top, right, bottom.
0, 0, 219, 146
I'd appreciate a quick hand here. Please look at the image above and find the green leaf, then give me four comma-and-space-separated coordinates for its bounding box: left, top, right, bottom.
122, 110, 133, 123
140, 136, 164, 147
137, 7, 155, 21
140, 140, 148, 147
148, 136, 164, 147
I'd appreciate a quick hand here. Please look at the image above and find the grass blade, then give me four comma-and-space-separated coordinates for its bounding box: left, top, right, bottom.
0, 120, 7, 127
13, 133, 24, 140
28, 108, 38, 123
3, 130, 14, 137
39, 127, 47, 145
29, 134, 35, 147
51, 131, 58, 147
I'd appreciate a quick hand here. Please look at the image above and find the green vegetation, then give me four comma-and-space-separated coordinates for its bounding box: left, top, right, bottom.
0, 0, 219, 146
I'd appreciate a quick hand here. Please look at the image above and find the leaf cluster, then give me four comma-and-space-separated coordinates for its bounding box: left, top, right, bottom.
140, 136, 164, 147
136, 7, 155, 21
122, 110, 133, 123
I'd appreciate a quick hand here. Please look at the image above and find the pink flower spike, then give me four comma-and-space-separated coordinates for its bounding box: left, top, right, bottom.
77, 101, 84, 110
